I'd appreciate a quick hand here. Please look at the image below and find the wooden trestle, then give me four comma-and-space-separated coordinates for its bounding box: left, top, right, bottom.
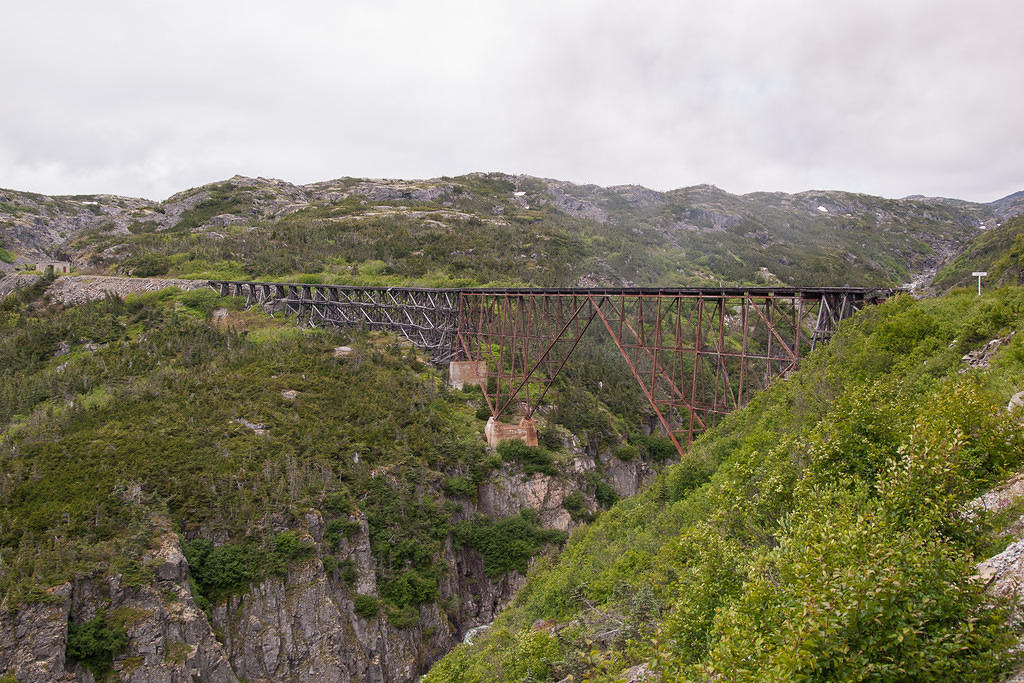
209, 281, 896, 455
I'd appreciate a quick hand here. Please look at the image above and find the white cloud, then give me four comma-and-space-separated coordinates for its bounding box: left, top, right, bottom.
1, 0, 1021, 201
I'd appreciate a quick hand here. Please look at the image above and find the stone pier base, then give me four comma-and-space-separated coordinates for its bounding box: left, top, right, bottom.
448, 360, 487, 390
485, 417, 538, 448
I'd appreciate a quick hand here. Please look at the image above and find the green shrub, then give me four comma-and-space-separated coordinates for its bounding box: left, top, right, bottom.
496, 440, 558, 477
563, 490, 585, 515
637, 434, 677, 462
454, 510, 567, 578
386, 603, 420, 628
442, 476, 478, 499
612, 443, 638, 462
562, 491, 589, 521
324, 518, 361, 548
323, 491, 352, 515
123, 253, 170, 277
594, 479, 619, 508
353, 594, 380, 618
66, 611, 129, 676
183, 538, 257, 602
339, 560, 358, 585
267, 531, 313, 573
177, 288, 228, 316
538, 427, 562, 451
379, 567, 440, 608
704, 491, 1016, 681
183, 532, 312, 604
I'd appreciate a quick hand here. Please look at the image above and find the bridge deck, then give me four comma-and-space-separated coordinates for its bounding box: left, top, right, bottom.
208, 279, 895, 298
209, 279, 901, 455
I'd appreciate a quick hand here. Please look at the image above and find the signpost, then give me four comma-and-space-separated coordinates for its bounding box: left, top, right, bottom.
972, 271, 987, 296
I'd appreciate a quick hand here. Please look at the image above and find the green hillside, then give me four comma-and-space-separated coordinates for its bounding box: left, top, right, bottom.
0, 279, 663, 619
3, 174, 1012, 288
932, 214, 1024, 291
68, 177, 986, 287
4, 174, 1024, 680
425, 287, 1024, 681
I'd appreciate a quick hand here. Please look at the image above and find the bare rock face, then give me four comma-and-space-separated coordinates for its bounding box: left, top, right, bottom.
0, 478, 567, 682
0, 432, 664, 682
45, 275, 207, 306
543, 181, 609, 223
0, 533, 235, 682
210, 558, 458, 683
478, 472, 574, 531
961, 331, 1017, 371
974, 457, 1024, 682
0, 273, 41, 300
0, 584, 74, 682
604, 456, 659, 500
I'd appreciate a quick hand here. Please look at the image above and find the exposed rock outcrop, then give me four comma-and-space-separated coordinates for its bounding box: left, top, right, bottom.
45, 276, 207, 306
0, 532, 235, 682
0, 446, 658, 682
0, 272, 40, 299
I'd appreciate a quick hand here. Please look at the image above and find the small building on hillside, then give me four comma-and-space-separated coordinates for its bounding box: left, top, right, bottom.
34, 261, 71, 274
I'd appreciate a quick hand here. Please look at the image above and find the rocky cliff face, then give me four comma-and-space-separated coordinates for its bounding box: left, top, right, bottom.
0, 531, 235, 682
0, 446, 660, 682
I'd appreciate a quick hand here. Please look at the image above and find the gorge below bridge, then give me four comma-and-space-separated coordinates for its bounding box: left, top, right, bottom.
209, 280, 897, 458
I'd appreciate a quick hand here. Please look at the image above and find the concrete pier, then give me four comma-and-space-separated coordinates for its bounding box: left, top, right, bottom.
485, 417, 538, 448
448, 360, 487, 389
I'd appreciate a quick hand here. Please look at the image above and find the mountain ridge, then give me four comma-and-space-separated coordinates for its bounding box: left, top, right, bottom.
1, 173, 1022, 289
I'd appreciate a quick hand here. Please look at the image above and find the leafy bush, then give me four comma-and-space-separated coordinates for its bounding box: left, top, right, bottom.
183, 532, 312, 605
562, 490, 592, 523
66, 611, 129, 676
454, 510, 567, 578
496, 440, 558, 477
177, 288, 231, 316
562, 491, 585, 517
386, 603, 420, 628
353, 594, 380, 618
538, 427, 563, 451
324, 518, 361, 548
442, 475, 478, 499
594, 479, 619, 508
182, 538, 257, 602
612, 443, 638, 462
339, 560, 358, 585
123, 253, 170, 277
703, 491, 1016, 681
636, 434, 677, 463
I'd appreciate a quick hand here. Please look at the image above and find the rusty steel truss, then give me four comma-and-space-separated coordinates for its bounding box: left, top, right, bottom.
212, 280, 460, 362
209, 280, 894, 456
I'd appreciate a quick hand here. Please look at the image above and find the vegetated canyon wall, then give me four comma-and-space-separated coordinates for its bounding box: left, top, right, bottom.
0, 440, 660, 682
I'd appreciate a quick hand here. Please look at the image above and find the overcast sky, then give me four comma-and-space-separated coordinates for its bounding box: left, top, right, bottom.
1, 0, 1021, 202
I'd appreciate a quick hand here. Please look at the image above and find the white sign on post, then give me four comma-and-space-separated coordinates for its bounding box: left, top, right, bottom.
972, 271, 988, 296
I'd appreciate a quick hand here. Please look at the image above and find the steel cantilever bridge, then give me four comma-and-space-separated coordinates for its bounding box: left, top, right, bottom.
209, 280, 897, 457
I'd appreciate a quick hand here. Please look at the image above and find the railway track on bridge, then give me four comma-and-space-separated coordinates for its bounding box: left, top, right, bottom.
209, 280, 899, 455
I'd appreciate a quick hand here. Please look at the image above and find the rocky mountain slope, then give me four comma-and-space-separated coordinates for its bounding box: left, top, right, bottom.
426, 287, 1024, 682
3, 174, 1021, 288
3, 173, 1024, 682
930, 213, 1024, 292
0, 281, 668, 681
